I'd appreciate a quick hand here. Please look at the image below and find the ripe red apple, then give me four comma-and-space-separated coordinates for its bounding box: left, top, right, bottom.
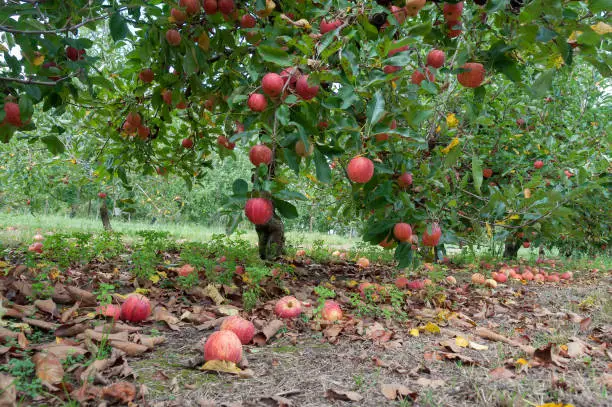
347, 157, 374, 184
443, 1, 464, 21
177, 264, 195, 276
547, 274, 560, 283
533, 160, 544, 169
3, 102, 22, 127
483, 168, 493, 178
28, 242, 43, 254
564, 170, 573, 178
471, 273, 485, 285
203, 330, 243, 363
280, 67, 300, 88
241, 14, 256, 28
181, 138, 194, 148
218, 0, 234, 14
98, 192, 107, 199
295, 75, 319, 100
534, 273, 545, 282
446, 275, 457, 285
166, 29, 181, 46
179, 0, 200, 14
397, 172, 413, 189
407, 280, 425, 290
126, 112, 141, 128
162, 89, 173, 105
522, 271, 534, 281
405, 0, 426, 16
220, 315, 255, 344
411, 68, 435, 85
357, 257, 370, 268
492, 272, 507, 283
516, 118, 526, 128
176, 100, 187, 109
262, 73, 284, 97
523, 241, 530, 248
245, 198, 273, 225
274, 296, 302, 319
457, 62, 485, 88
66, 46, 85, 61
384, 65, 401, 75
393, 223, 412, 242
446, 20, 462, 38
426, 49, 445, 68
97, 304, 121, 321
560, 272, 572, 280
203, 0, 218, 14
139, 68, 154, 83
235, 265, 245, 275
42, 61, 61, 81
321, 300, 343, 322
295, 140, 314, 157
247, 93, 267, 112
320, 19, 342, 34
395, 276, 409, 289
171, 8, 187, 23
249, 144, 272, 166
217, 135, 235, 149
120, 294, 151, 323
137, 125, 150, 140
422, 223, 442, 247
33, 234, 44, 242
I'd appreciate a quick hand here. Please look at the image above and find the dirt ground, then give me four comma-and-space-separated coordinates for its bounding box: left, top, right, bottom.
129, 276, 611, 407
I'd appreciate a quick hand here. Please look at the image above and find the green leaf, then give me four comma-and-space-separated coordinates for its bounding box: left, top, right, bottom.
232, 179, 248, 196
275, 104, 290, 126
41, 135, 65, 155
589, 0, 612, 13
472, 154, 483, 194
536, 26, 557, 42
109, 12, 129, 42
394, 242, 413, 269
257, 46, 293, 67
531, 69, 555, 97
313, 149, 331, 183
273, 199, 298, 219
366, 90, 385, 127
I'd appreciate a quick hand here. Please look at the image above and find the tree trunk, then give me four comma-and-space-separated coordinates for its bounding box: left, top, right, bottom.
538, 245, 545, 258
503, 239, 521, 259
99, 201, 112, 231
256, 214, 285, 260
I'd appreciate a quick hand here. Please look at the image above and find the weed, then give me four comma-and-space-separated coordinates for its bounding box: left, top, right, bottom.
0, 352, 42, 398
95, 283, 115, 305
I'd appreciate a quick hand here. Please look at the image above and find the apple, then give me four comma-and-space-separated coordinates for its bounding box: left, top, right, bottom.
422, 223, 442, 247
347, 157, 374, 184
295, 249, 306, 257
262, 73, 284, 97
523, 241, 530, 248
33, 234, 44, 241
395, 276, 410, 289
98, 192, 107, 199
179, 0, 200, 14
483, 168, 493, 178
320, 19, 342, 35
407, 280, 425, 290
516, 118, 526, 128
28, 242, 43, 253
471, 273, 485, 285
484, 279, 498, 288
384, 65, 401, 75
120, 294, 151, 323
249, 144, 272, 166
426, 49, 445, 68
388, 44, 410, 57
560, 272, 572, 280
126, 112, 141, 128
457, 62, 485, 88
204, 330, 242, 363
166, 29, 181, 46
171, 8, 187, 23
177, 264, 195, 276
295, 75, 319, 100
446, 20, 462, 38
405, 0, 426, 16
393, 223, 412, 242
218, 0, 234, 14
295, 140, 314, 157
321, 300, 343, 322
397, 172, 413, 189
66, 46, 85, 61
235, 265, 245, 275
564, 170, 574, 178
356, 257, 370, 268
247, 93, 267, 112
220, 315, 255, 344
244, 198, 273, 225
534, 273, 545, 282
492, 272, 507, 283
241, 14, 256, 28
522, 271, 534, 281
547, 274, 560, 283
217, 135, 235, 149
411, 68, 435, 85
162, 89, 173, 105
445, 276, 457, 285
443, 1, 464, 21
280, 67, 300, 88
180, 138, 193, 149
390, 6, 407, 24
274, 296, 302, 319
97, 304, 121, 321
176, 100, 187, 109
3, 102, 22, 127
203, 0, 218, 14
137, 125, 150, 140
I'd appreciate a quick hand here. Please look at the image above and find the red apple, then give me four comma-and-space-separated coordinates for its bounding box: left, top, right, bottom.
493, 272, 507, 283
347, 157, 374, 184
411, 68, 435, 85
241, 14, 256, 28
28, 242, 43, 253
395, 276, 410, 289
3, 102, 22, 127
388, 44, 410, 57
204, 330, 243, 363
397, 172, 413, 189
262, 73, 284, 97
523, 241, 530, 248
274, 296, 302, 319
280, 67, 300, 88
295, 75, 319, 100
33, 234, 44, 242
247, 93, 267, 112
120, 294, 151, 323
457, 62, 485, 88
166, 29, 181, 46
384, 65, 401, 75
217, 135, 235, 150
137, 125, 150, 140
356, 257, 370, 268
390, 5, 407, 24
426, 49, 445, 68
179, 0, 200, 14
162, 89, 173, 105
249, 144, 272, 166
320, 19, 342, 35
218, 0, 234, 14
483, 168, 493, 178
534, 160, 544, 169
98, 192, 107, 199
443, 1, 464, 21
177, 264, 195, 276
203, 0, 218, 14
66, 46, 85, 61
405, 0, 426, 16
321, 300, 343, 322
97, 304, 122, 321
393, 223, 412, 242
407, 280, 425, 290
245, 198, 273, 225
220, 315, 255, 344
422, 223, 442, 247
471, 273, 486, 285
171, 8, 187, 23
560, 272, 572, 280
181, 138, 194, 148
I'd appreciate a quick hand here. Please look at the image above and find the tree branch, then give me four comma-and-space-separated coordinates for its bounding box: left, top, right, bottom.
0, 71, 78, 86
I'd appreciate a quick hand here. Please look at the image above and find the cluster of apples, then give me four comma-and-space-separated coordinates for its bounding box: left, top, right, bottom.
121, 112, 151, 140
27, 233, 45, 254
97, 293, 151, 322
471, 265, 573, 287
1, 102, 25, 128
248, 68, 319, 113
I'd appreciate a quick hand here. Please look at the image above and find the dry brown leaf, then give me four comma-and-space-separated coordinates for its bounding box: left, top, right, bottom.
567, 340, 587, 358
153, 307, 180, 331
474, 327, 535, 355
580, 317, 592, 332
64, 286, 96, 306
80, 358, 112, 383
70, 383, 102, 403
22, 317, 58, 331
325, 388, 363, 402
489, 367, 515, 380
597, 373, 612, 389
0, 373, 16, 407
380, 383, 417, 401
60, 302, 80, 323
441, 352, 477, 365
253, 319, 284, 346
196, 317, 226, 331
440, 339, 463, 353
33, 352, 64, 387
84, 329, 129, 342
109, 340, 148, 356
259, 395, 295, 406
415, 377, 445, 388
55, 323, 87, 337
534, 344, 569, 367
34, 299, 58, 317
52, 283, 74, 305
200, 360, 253, 377
323, 325, 343, 340
36, 344, 87, 361
17, 331, 29, 350
101, 381, 136, 404
136, 335, 166, 349
0, 327, 19, 340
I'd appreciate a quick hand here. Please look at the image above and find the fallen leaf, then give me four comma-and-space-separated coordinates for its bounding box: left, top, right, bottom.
253, 319, 284, 346
64, 286, 96, 306
323, 325, 342, 340
415, 377, 445, 388
34, 299, 58, 317
36, 344, 87, 361
441, 352, 477, 365
55, 323, 88, 337
200, 360, 253, 377
60, 302, 81, 323
596, 373, 612, 389
101, 381, 136, 404
534, 344, 569, 368
135, 335, 166, 349
17, 331, 29, 349
22, 317, 58, 331
567, 340, 587, 358
468, 341, 489, 351
409, 328, 419, 337
0, 373, 16, 407
0, 327, 19, 339
380, 383, 418, 401
455, 336, 469, 348
259, 395, 294, 406
579, 317, 592, 332
423, 322, 440, 334
325, 388, 363, 402
215, 304, 239, 316
439, 339, 463, 353
489, 367, 515, 380
83, 329, 129, 342
203, 284, 225, 305
153, 307, 180, 330
33, 352, 64, 387
109, 340, 149, 356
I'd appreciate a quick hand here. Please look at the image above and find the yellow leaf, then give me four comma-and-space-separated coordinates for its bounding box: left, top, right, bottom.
441, 137, 460, 154
455, 336, 469, 347
568, 31, 582, 41
409, 328, 420, 337
468, 341, 488, 350
423, 322, 440, 334
591, 22, 612, 35
33, 54, 45, 66
446, 113, 458, 128
553, 55, 564, 68
486, 222, 492, 238
509, 214, 520, 220
134, 288, 149, 295
435, 125, 441, 133
516, 358, 528, 366
391, 81, 397, 90
197, 32, 210, 51
346, 280, 359, 288
200, 360, 242, 375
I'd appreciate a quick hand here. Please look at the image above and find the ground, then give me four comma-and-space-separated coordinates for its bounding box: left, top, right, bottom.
0, 217, 610, 407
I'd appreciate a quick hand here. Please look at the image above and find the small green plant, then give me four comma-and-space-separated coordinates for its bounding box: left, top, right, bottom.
313, 284, 336, 316
176, 272, 199, 290
243, 288, 259, 312
95, 283, 115, 305
0, 352, 42, 398
131, 246, 158, 281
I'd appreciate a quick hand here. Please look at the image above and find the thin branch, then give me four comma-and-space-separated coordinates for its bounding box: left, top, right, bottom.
0, 73, 75, 86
